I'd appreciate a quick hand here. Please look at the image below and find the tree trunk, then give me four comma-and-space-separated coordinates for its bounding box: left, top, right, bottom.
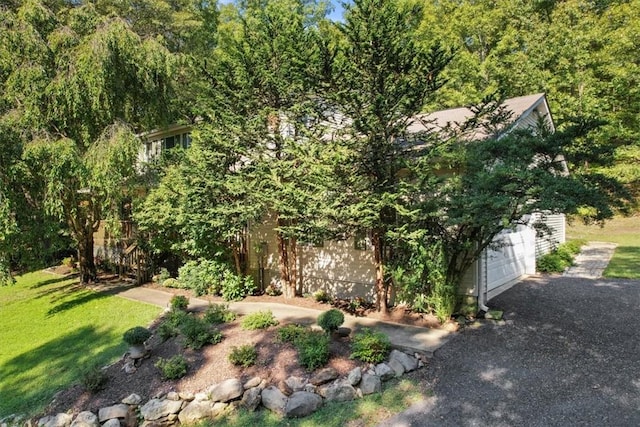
276, 228, 292, 298
77, 230, 96, 284
372, 231, 388, 312
290, 236, 299, 297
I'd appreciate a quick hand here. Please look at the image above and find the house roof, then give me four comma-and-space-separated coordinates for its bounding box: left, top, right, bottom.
406, 93, 552, 139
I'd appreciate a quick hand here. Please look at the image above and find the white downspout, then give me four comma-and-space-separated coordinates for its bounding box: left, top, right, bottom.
477, 249, 490, 312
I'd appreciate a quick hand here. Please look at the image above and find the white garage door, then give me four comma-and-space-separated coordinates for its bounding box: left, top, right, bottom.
486, 227, 536, 295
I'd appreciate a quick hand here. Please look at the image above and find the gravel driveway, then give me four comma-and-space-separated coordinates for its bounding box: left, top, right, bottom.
381, 275, 640, 427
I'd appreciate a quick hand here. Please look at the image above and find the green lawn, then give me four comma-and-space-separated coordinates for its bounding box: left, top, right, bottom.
566, 215, 640, 279
0, 271, 161, 417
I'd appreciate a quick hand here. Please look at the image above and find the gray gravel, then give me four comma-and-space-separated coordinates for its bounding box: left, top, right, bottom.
381, 275, 640, 427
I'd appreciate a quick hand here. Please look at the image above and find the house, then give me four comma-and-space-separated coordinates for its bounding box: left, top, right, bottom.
95, 93, 565, 309
246, 93, 565, 308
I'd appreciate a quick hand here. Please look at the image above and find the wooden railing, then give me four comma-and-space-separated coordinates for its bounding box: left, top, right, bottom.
120, 243, 151, 285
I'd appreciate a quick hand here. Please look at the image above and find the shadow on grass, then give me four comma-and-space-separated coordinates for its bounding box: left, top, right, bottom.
28, 274, 77, 290
0, 325, 118, 417
45, 282, 137, 317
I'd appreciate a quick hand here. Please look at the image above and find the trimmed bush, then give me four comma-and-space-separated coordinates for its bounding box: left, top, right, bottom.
350, 328, 391, 363
296, 331, 330, 371
221, 275, 257, 301
277, 324, 309, 343
155, 355, 188, 380
317, 309, 344, 334
170, 295, 189, 311
157, 321, 179, 342
203, 303, 237, 324
123, 326, 152, 345
228, 345, 258, 367
179, 315, 223, 349
80, 363, 107, 392
241, 310, 279, 330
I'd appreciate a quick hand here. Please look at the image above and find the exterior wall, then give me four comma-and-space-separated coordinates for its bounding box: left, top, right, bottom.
533, 212, 566, 257
247, 212, 376, 300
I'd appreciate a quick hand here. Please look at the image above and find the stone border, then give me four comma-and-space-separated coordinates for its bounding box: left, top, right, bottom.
9, 350, 427, 427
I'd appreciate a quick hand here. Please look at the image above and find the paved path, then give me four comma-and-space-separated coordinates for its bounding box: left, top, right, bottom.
117, 287, 452, 357
564, 241, 617, 279
381, 242, 640, 427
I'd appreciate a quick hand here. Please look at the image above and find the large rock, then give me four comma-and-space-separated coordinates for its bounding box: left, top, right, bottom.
99, 404, 129, 422
347, 367, 362, 386
139, 399, 183, 421
177, 401, 212, 424
387, 358, 405, 377
284, 392, 323, 418
310, 367, 338, 386
121, 394, 142, 405
101, 420, 120, 427
241, 387, 262, 412
243, 376, 262, 389
284, 376, 307, 393
70, 412, 98, 427
261, 386, 288, 414
359, 373, 382, 395
389, 349, 419, 372
319, 380, 357, 402
208, 378, 244, 403
38, 413, 72, 427
374, 363, 395, 381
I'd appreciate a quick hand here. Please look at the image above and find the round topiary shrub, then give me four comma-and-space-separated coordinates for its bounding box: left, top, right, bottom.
123, 326, 152, 345
317, 308, 345, 334
170, 295, 189, 311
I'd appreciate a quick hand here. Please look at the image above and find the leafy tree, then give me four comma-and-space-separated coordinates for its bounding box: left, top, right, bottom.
0, 1, 175, 282
327, 0, 452, 310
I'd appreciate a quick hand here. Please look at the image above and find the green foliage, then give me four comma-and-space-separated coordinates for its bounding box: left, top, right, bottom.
427, 281, 457, 324
228, 345, 258, 367
163, 278, 183, 289
317, 309, 345, 334
312, 289, 332, 303
276, 324, 309, 343
350, 329, 391, 364
80, 363, 108, 392
123, 326, 152, 345
157, 320, 180, 342
538, 240, 588, 273
296, 331, 330, 371
178, 315, 223, 349
156, 268, 171, 283
170, 295, 189, 311
221, 275, 256, 301
203, 303, 237, 324
241, 311, 279, 330
155, 355, 188, 380
62, 257, 75, 268
264, 284, 282, 296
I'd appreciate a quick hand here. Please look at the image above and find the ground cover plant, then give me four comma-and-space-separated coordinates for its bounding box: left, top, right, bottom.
240, 310, 279, 330
567, 216, 640, 279
0, 271, 161, 417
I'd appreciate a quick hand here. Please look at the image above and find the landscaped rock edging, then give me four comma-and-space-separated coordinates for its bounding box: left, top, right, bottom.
29, 350, 427, 427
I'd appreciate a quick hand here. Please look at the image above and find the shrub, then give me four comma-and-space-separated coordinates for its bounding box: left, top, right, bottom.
296, 331, 330, 371
165, 309, 189, 328
312, 289, 331, 303
163, 278, 183, 288
155, 355, 188, 380
241, 310, 279, 330
203, 303, 237, 324
170, 295, 189, 311
178, 259, 225, 296
179, 315, 223, 349
427, 280, 457, 324
537, 253, 569, 273
155, 267, 171, 283
350, 328, 391, 364
277, 324, 309, 343
123, 326, 152, 345
317, 309, 344, 334
80, 363, 107, 392
228, 345, 258, 367
62, 256, 75, 269
221, 275, 257, 301
157, 321, 179, 342
264, 284, 282, 296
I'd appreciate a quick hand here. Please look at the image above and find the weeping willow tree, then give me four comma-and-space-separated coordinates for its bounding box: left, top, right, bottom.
0, 0, 175, 283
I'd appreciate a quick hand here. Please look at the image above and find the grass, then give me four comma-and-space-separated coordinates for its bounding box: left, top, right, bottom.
195, 377, 426, 427
0, 271, 161, 417
566, 215, 640, 279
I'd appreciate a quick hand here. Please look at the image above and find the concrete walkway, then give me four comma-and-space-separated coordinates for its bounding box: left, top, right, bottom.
117, 286, 452, 357
563, 241, 617, 279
